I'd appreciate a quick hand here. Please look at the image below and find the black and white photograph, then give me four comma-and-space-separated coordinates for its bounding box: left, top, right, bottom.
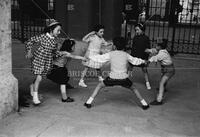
0, 0, 200, 136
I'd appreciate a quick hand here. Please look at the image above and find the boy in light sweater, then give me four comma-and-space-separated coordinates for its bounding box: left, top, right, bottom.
84, 37, 150, 110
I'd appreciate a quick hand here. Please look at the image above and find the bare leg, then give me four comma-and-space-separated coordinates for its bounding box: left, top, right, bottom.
33, 75, 42, 93
91, 82, 105, 98
32, 75, 42, 105
60, 84, 67, 100
150, 75, 170, 105
129, 84, 143, 101
79, 67, 89, 87
60, 84, 74, 102
96, 69, 104, 81
129, 84, 149, 110
84, 82, 106, 108
157, 75, 170, 102
80, 67, 89, 81
142, 67, 151, 90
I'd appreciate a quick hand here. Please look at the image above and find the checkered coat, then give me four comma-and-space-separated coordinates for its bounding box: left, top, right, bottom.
25, 33, 59, 76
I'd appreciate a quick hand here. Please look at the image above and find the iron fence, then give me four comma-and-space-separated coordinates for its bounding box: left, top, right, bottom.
11, 0, 55, 42
124, 0, 200, 54
11, 0, 200, 54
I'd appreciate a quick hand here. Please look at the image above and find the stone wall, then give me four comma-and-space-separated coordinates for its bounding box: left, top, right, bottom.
0, 0, 18, 119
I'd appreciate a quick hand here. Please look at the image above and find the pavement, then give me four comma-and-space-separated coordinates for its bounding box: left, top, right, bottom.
0, 40, 200, 137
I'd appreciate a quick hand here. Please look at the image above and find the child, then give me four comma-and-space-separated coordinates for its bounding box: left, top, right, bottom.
146, 38, 175, 105
84, 37, 150, 110
25, 20, 63, 105
131, 23, 151, 90
47, 39, 86, 102
78, 24, 108, 88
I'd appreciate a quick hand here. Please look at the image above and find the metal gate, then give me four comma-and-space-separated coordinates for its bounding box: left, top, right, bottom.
124, 0, 200, 54
11, 0, 55, 42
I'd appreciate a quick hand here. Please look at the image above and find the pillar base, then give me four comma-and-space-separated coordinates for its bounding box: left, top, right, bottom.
0, 73, 18, 119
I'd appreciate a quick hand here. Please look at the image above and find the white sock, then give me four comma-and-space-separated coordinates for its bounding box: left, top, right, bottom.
33, 92, 40, 103
141, 99, 148, 106
86, 97, 94, 104
80, 79, 84, 82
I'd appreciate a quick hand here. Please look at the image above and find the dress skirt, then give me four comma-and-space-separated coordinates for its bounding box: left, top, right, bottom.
82, 50, 103, 69
47, 65, 69, 84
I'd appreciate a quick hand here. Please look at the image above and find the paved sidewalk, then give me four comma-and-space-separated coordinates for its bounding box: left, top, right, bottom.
0, 40, 200, 137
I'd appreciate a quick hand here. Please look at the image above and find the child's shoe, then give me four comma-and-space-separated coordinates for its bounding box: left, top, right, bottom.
84, 103, 92, 108
78, 80, 87, 88
141, 105, 150, 110
150, 100, 163, 105
98, 76, 104, 82
146, 82, 151, 90
62, 97, 74, 103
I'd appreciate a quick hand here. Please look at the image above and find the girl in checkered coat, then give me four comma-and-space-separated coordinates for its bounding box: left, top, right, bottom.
78, 24, 109, 88
25, 20, 63, 105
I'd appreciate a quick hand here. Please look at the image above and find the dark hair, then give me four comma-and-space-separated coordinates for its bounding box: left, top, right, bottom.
60, 39, 76, 52
93, 24, 105, 32
135, 23, 145, 31
43, 23, 62, 33
157, 39, 168, 49
113, 37, 127, 50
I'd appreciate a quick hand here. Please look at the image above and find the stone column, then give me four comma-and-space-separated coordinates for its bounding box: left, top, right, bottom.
0, 0, 18, 119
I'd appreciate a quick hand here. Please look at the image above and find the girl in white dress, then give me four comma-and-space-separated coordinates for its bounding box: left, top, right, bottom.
79, 25, 108, 88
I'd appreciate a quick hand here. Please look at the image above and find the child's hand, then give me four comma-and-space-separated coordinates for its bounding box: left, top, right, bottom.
60, 51, 69, 56
89, 31, 96, 36
144, 60, 150, 65
145, 48, 151, 53
25, 50, 33, 59
83, 57, 89, 62
145, 48, 158, 55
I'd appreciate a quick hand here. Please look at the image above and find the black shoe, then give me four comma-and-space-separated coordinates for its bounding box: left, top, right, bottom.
62, 97, 74, 103
150, 100, 163, 105
84, 103, 92, 108
141, 105, 150, 110
66, 83, 74, 89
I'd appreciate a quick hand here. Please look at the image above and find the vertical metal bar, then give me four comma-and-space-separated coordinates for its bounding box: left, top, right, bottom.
171, 9, 177, 55
162, 0, 165, 38
20, 10, 25, 42
157, 0, 162, 37
125, 20, 128, 40
191, 1, 198, 54
177, 0, 183, 51
182, 0, 189, 48
99, 0, 102, 24
152, 0, 156, 42
166, 0, 170, 43
146, 0, 151, 44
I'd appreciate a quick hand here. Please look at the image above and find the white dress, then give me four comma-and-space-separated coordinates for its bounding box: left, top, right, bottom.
82, 34, 107, 69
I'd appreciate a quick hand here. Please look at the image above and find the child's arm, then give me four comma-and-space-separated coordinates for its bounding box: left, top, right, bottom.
148, 51, 162, 63
62, 51, 86, 61
82, 31, 96, 42
101, 41, 114, 54
127, 54, 145, 65
89, 53, 110, 63
25, 34, 43, 59
145, 48, 158, 55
